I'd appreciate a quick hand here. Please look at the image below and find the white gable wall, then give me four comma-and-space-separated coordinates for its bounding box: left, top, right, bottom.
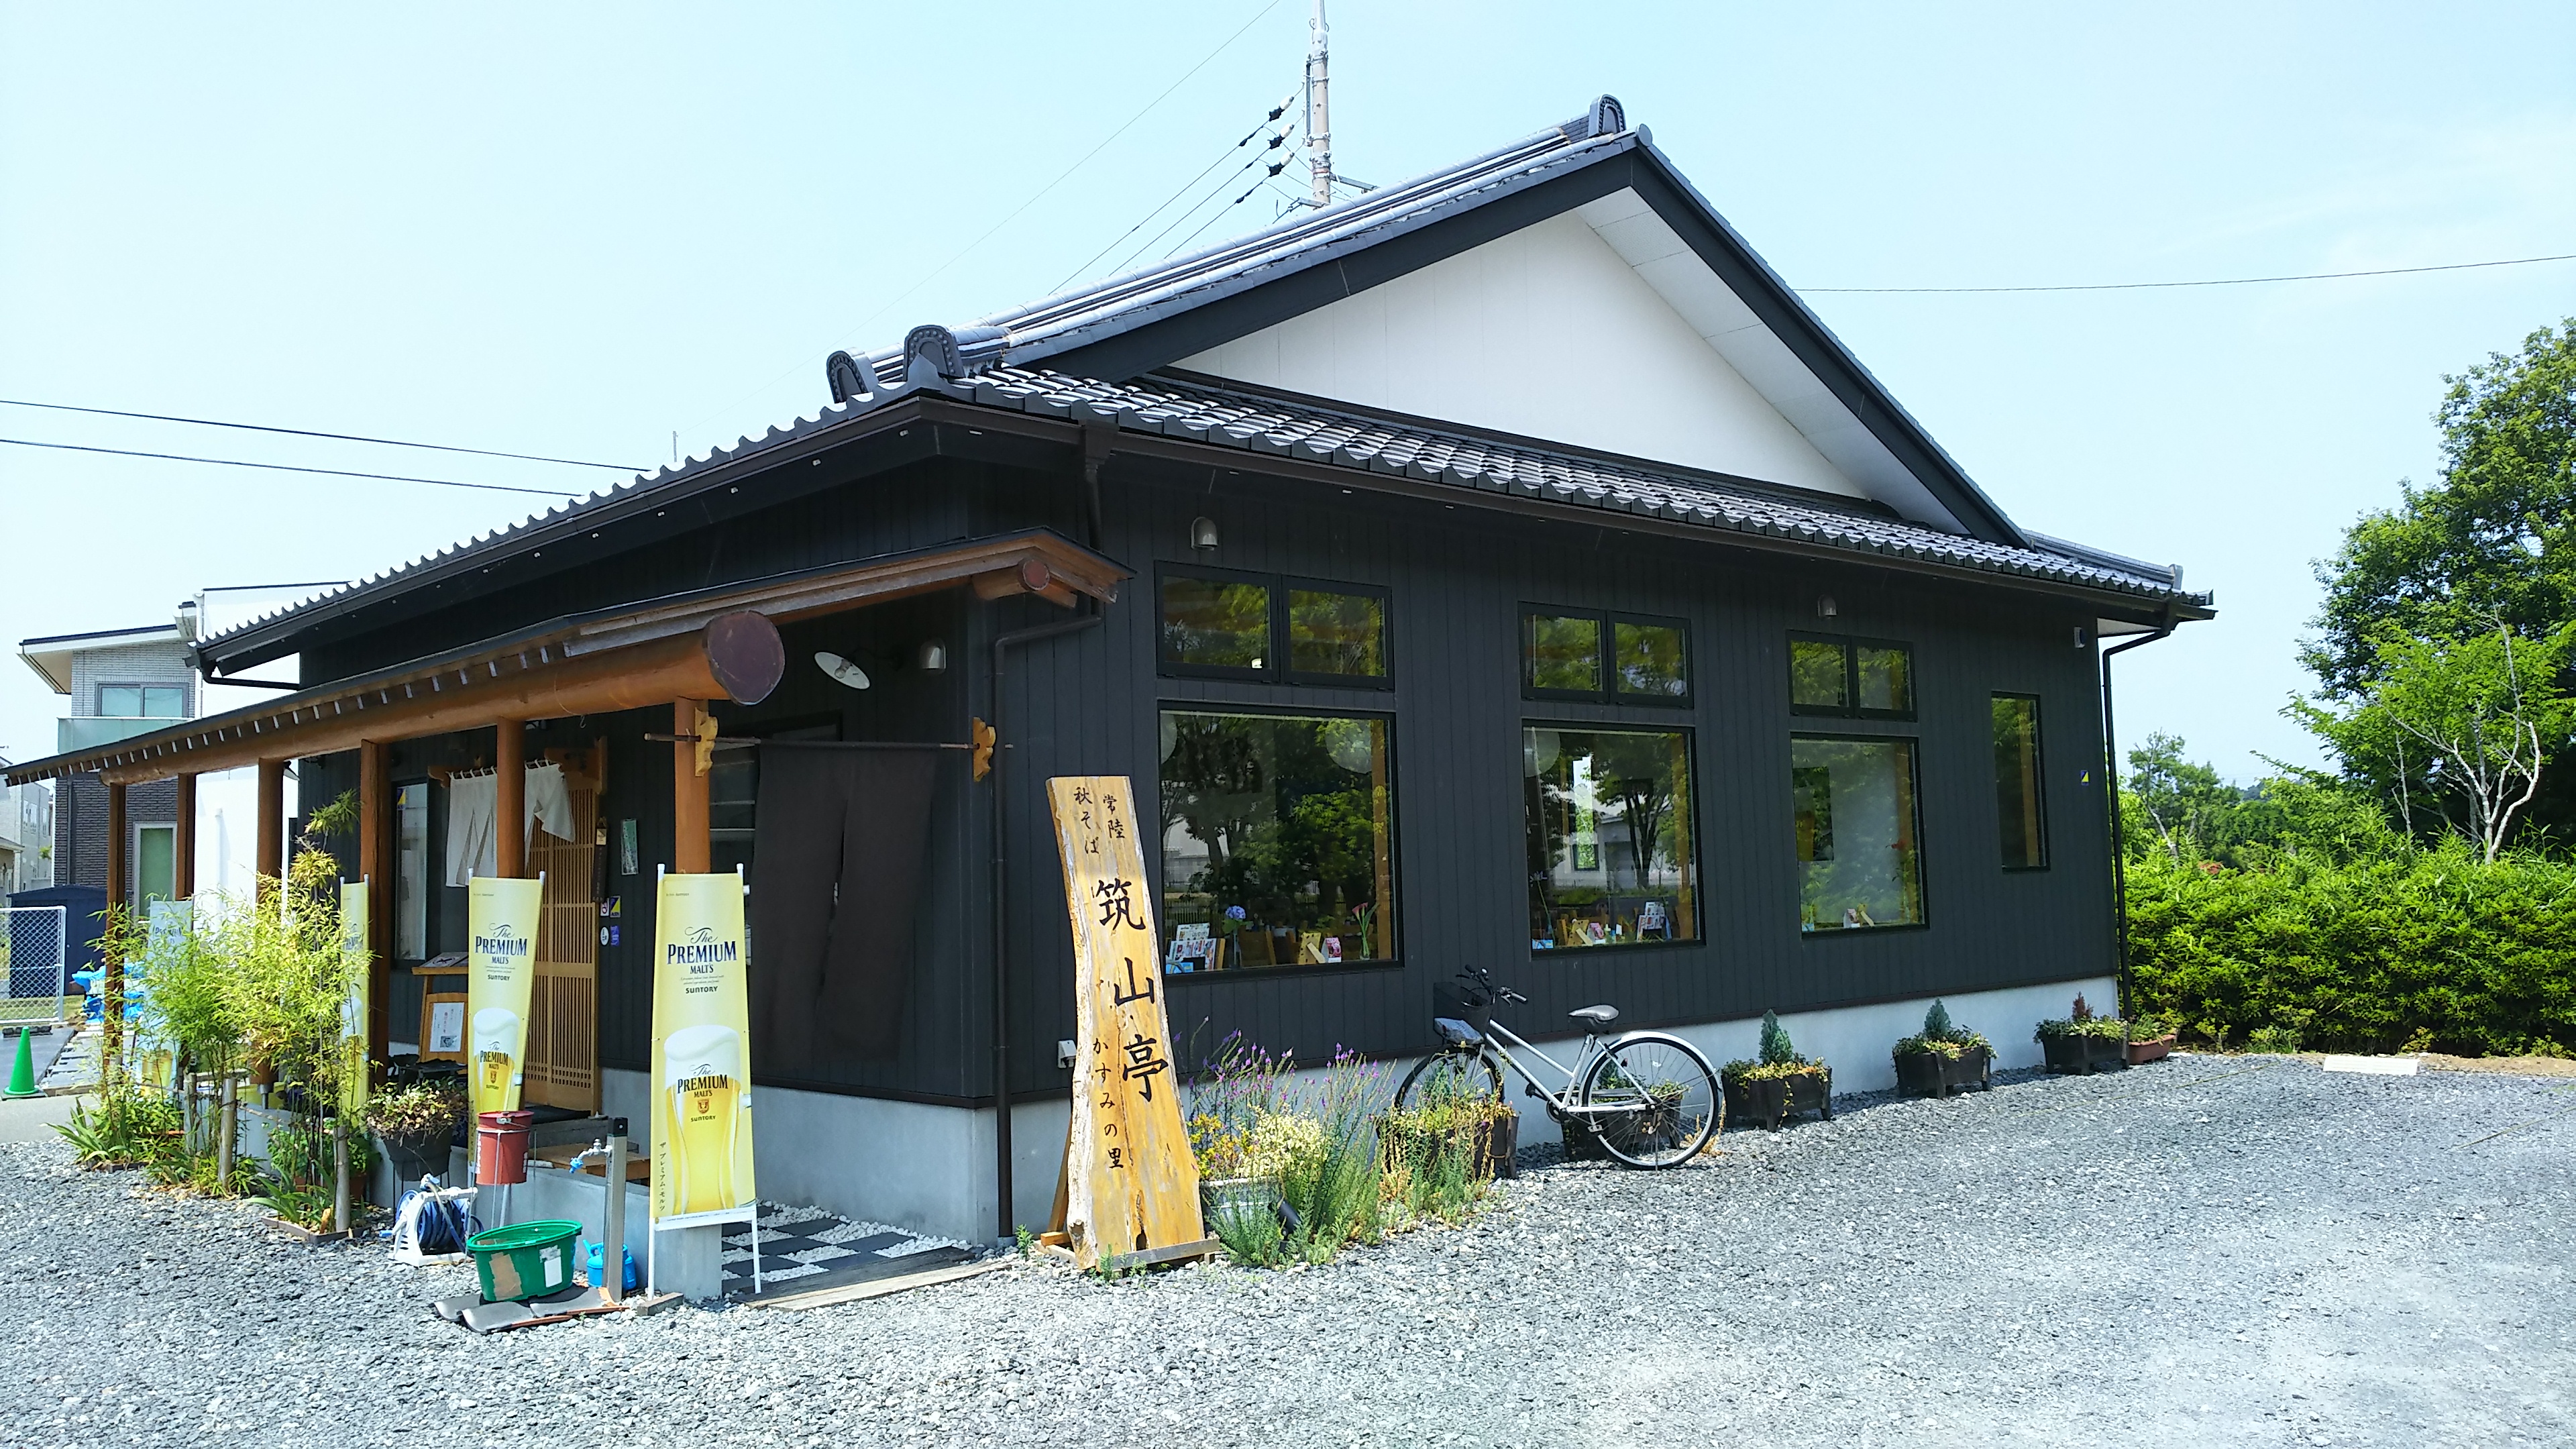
1177, 191, 1972, 531
1181, 209, 1864, 498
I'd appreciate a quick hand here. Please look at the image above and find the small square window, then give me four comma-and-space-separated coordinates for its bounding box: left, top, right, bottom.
1159, 575, 1271, 672
1286, 587, 1387, 680
1789, 640, 1847, 712
1613, 620, 1689, 699
1788, 636, 1914, 720
1858, 646, 1912, 715
1524, 613, 1603, 694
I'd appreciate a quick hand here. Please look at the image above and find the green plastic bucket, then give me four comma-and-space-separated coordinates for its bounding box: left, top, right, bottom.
466, 1220, 584, 1303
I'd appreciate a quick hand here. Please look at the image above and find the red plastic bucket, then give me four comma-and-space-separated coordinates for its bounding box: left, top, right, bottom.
475, 1110, 535, 1185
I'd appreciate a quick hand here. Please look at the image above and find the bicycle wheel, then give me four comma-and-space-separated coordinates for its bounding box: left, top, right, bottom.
1579, 1033, 1721, 1168
1394, 1046, 1505, 1114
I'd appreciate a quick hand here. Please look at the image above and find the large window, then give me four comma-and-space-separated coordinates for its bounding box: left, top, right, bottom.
99, 684, 184, 717
1789, 635, 1913, 719
1792, 736, 1923, 931
1158, 569, 1388, 686
135, 824, 176, 906
1158, 710, 1395, 972
1994, 694, 2046, 869
1524, 727, 1699, 951
1522, 608, 1689, 703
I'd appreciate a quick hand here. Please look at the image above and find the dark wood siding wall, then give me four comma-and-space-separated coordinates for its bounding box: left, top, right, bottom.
988, 462, 2112, 1097
303, 446, 2114, 1108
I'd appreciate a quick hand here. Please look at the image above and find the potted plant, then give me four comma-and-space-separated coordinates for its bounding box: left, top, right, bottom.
2035, 994, 2129, 1075
366, 1079, 464, 1185
1892, 1000, 1992, 1098
2126, 1011, 2180, 1065
1721, 1011, 1831, 1130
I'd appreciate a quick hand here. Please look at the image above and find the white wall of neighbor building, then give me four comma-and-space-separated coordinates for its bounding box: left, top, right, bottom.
616, 977, 2114, 1244
1179, 207, 1872, 498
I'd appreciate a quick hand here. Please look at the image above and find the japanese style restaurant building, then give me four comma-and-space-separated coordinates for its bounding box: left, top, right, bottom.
8, 98, 2207, 1242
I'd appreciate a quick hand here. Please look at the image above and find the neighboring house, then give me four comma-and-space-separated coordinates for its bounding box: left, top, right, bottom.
0, 767, 54, 898
5, 99, 2208, 1242
17, 617, 197, 908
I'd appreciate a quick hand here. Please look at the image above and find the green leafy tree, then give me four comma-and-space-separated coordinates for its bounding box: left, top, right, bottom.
2126, 732, 2243, 862
2295, 621, 2575, 861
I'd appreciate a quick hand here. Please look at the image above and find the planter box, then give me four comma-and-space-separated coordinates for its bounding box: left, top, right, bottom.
2040, 1034, 2128, 1075
1199, 1176, 1283, 1238
1894, 1046, 1992, 1099
1724, 1069, 1832, 1130
375, 1129, 451, 1189
1473, 1108, 1519, 1180
2125, 1034, 2177, 1066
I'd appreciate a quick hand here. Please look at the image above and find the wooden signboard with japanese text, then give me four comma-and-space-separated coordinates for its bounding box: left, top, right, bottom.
1047, 776, 1204, 1268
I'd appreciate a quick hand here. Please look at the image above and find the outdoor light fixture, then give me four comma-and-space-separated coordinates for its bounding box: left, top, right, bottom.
814, 651, 871, 690
917, 639, 949, 673
1189, 516, 1220, 551
1816, 595, 1838, 619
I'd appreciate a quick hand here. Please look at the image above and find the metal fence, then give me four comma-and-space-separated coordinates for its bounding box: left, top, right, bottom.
3, 906, 69, 1024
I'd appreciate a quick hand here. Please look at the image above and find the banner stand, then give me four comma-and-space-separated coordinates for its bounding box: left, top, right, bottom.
645, 863, 761, 1299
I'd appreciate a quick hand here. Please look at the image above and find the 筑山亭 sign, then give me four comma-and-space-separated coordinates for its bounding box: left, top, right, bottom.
1047, 775, 1202, 1267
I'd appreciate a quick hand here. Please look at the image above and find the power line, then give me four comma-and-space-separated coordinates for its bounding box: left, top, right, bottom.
1807, 251, 2576, 294
1109, 117, 1300, 277
839, 0, 1285, 347
0, 397, 640, 469
1057, 91, 1298, 292
0, 437, 578, 498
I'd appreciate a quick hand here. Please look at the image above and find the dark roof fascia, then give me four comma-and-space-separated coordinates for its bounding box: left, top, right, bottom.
1093, 416, 2211, 626
192, 393, 1011, 677
1018, 135, 2028, 550
1150, 366, 1914, 525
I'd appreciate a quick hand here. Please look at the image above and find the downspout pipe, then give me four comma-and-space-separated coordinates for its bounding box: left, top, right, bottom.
2100, 619, 2175, 1018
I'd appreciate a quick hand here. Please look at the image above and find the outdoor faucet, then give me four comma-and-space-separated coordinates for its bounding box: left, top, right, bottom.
567, 1138, 609, 1175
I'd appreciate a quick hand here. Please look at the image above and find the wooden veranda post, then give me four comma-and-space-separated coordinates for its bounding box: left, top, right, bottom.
173, 772, 196, 901
496, 719, 526, 880
673, 698, 710, 874
359, 740, 391, 1076
103, 780, 126, 1069
255, 757, 285, 900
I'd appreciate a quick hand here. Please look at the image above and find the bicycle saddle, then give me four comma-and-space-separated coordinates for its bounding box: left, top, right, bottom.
1568, 1004, 1619, 1026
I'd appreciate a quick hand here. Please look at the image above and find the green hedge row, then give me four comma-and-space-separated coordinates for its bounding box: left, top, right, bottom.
2125, 838, 2576, 1057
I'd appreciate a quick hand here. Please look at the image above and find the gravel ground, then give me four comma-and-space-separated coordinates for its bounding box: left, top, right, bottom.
4, 1054, 2571, 1448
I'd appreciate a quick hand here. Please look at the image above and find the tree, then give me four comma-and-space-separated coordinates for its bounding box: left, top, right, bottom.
2126, 732, 2242, 862
2296, 620, 2575, 862
2308, 321, 2576, 699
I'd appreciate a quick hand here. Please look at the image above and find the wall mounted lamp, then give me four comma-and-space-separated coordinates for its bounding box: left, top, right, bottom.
917, 639, 949, 673
1815, 595, 1838, 619
1189, 516, 1220, 551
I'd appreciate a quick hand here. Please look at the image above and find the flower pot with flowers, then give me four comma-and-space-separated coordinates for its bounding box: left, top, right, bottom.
2035, 994, 2130, 1075
365, 1078, 466, 1184
1721, 1011, 1832, 1130
1892, 1000, 1993, 1098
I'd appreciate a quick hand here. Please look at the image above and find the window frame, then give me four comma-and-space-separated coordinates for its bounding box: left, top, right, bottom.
1154, 700, 1403, 983
1992, 692, 2049, 871
1519, 605, 1693, 706
98, 682, 185, 718
1155, 564, 1392, 689
1786, 633, 1915, 721
1788, 730, 1929, 936
1520, 718, 1704, 955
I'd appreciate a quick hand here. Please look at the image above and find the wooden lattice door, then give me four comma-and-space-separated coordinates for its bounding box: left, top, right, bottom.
525, 747, 602, 1112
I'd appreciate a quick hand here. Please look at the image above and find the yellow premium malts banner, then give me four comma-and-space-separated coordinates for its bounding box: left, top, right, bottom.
650, 871, 757, 1226
339, 879, 371, 1121
465, 875, 543, 1117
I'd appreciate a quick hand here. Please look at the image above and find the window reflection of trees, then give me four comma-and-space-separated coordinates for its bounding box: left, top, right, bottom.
1523, 728, 1697, 948
1159, 712, 1391, 966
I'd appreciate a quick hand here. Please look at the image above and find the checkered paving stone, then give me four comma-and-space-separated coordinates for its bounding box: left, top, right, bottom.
718, 1202, 962, 1286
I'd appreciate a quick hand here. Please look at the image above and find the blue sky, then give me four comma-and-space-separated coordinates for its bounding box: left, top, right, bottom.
3, 2, 2571, 782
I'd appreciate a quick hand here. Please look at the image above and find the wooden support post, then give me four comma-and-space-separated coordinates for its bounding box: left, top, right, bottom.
359, 739, 392, 1077
255, 757, 286, 897
496, 719, 526, 879
673, 698, 710, 874
173, 773, 197, 900
103, 780, 127, 1071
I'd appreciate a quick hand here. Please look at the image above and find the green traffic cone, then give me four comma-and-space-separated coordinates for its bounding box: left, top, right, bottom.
4, 1029, 38, 1098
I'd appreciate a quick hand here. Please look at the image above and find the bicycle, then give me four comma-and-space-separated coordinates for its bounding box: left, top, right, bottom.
1392, 967, 1722, 1168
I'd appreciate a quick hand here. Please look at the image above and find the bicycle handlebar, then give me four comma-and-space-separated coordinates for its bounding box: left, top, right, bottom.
1456, 965, 1528, 1004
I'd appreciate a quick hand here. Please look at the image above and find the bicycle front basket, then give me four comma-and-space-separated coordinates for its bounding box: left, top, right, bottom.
1432, 980, 1494, 1036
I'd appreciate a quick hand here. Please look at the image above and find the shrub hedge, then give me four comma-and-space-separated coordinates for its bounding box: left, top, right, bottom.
2125, 837, 2576, 1057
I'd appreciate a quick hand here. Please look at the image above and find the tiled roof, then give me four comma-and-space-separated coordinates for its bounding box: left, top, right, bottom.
950, 366, 2196, 601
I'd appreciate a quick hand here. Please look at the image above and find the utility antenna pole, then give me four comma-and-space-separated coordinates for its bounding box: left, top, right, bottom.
1304, 0, 1332, 207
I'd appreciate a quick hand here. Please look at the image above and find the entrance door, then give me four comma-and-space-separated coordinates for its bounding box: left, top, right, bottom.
524, 747, 602, 1111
